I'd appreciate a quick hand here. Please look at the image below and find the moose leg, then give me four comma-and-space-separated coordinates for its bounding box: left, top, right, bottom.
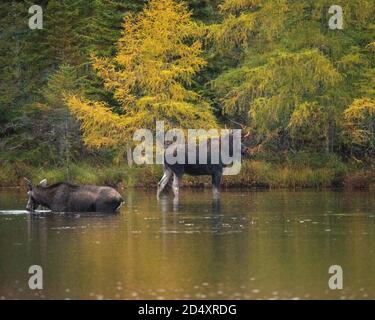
157, 169, 172, 199
172, 173, 181, 199
212, 172, 222, 199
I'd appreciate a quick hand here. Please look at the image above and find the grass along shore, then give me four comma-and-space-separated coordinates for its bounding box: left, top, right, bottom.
1, 158, 374, 190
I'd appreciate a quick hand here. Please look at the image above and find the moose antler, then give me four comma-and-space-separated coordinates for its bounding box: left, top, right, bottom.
23, 177, 33, 190
225, 117, 246, 129
23, 177, 32, 185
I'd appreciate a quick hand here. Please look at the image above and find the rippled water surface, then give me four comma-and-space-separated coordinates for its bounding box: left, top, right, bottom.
0, 188, 374, 299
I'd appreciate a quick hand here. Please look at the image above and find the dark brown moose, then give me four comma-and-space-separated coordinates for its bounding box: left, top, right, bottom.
25, 178, 123, 213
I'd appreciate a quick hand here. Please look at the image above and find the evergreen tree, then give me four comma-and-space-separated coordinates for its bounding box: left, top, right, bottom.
85, 0, 146, 57
1, 0, 374, 170
0, 1, 42, 128
42, 0, 85, 68
67, 0, 217, 153
21, 65, 87, 167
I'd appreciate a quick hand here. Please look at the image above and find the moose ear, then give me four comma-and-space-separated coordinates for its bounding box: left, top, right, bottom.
39, 179, 47, 187
24, 177, 33, 191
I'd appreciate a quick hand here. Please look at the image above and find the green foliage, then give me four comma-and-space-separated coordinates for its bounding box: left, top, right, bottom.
213, 50, 340, 141
342, 98, 375, 153
210, 0, 374, 156
0, 1, 45, 127
188, 0, 221, 22
288, 102, 330, 150
0, 0, 374, 188
42, 0, 90, 67
84, 0, 146, 57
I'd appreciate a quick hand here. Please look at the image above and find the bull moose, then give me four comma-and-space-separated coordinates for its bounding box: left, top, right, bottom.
157, 130, 248, 199
24, 178, 123, 213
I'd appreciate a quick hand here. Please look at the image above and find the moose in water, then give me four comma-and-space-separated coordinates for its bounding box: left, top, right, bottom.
24, 178, 123, 213
157, 130, 249, 199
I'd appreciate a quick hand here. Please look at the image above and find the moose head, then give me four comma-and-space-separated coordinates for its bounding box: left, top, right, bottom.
24, 177, 48, 211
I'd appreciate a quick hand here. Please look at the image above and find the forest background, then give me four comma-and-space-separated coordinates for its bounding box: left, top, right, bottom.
0, 0, 374, 189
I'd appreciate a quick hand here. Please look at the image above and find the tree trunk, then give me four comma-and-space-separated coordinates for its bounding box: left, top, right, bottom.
126, 145, 133, 167
326, 121, 334, 154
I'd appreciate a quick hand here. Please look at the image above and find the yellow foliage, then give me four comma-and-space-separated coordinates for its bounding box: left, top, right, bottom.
213, 50, 340, 138
343, 98, 375, 146
94, 0, 206, 106
67, 0, 217, 151
288, 102, 329, 141
67, 95, 130, 148
211, 0, 288, 54
211, 12, 257, 53
344, 99, 375, 120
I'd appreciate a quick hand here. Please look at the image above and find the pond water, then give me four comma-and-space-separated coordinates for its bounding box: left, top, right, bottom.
0, 188, 374, 300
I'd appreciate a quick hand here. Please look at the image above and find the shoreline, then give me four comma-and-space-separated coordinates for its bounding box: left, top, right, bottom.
0, 186, 371, 192
1, 159, 374, 191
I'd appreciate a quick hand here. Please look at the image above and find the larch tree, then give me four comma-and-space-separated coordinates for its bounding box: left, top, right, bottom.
67, 0, 217, 162
342, 98, 375, 157
209, 0, 374, 155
